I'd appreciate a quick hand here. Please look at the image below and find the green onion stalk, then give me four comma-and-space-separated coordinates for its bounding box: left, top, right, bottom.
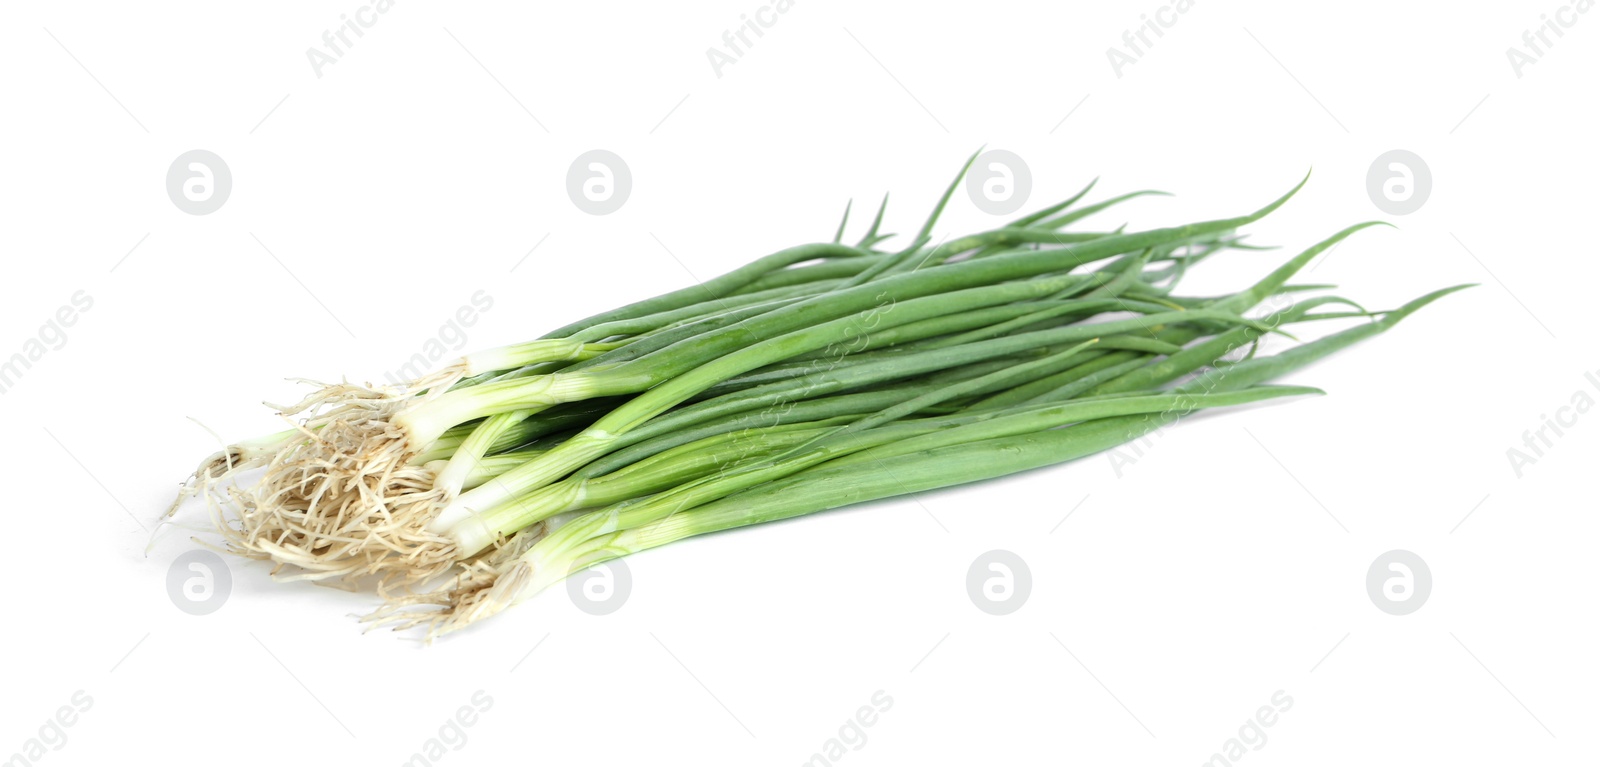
375, 285, 1466, 638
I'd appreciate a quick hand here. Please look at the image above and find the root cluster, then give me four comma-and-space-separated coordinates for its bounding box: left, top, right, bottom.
361, 524, 548, 641
180, 366, 468, 594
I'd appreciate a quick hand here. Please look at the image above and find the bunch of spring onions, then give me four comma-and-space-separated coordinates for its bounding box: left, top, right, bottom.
167, 154, 1466, 639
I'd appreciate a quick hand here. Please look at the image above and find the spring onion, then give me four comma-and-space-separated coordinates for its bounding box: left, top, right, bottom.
165, 154, 1466, 639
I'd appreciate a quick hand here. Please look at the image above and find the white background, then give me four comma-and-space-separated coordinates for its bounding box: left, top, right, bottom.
1, 1, 1595, 764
